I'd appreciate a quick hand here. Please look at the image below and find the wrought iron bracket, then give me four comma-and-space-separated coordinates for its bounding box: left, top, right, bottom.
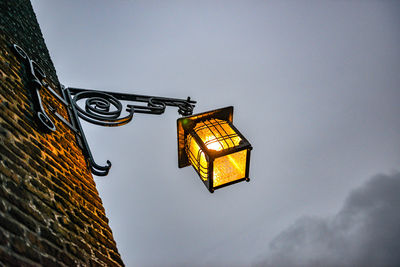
12, 43, 196, 176
65, 87, 196, 176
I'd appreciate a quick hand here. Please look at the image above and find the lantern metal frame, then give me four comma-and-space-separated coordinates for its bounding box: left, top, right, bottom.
177, 106, 252, 193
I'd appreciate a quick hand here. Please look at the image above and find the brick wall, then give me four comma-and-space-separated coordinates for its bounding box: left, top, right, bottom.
0, 1, 124, 266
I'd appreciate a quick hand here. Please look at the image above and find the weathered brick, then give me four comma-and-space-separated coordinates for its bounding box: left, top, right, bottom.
40, 255, 59, 267
22, 139, 43, 158
0, 246, 40, 267
57, 216, 78, 235
32, 197, 55, 219
9, 207, 38, 232
0, 162, 17, 180
66, 210, 86, 230
38, 240, 61, 259
0, 212, 25, 236
4, 140, 25, 159
53, 194, 70, 211
94, 249, 116, 267
0, 199, 6, 213
40, 226, 63, 249
3, 158, 29, 179
51, 183, 70, 201
28, 178, 49, 196
10, 198, 45, 226
74, 208, 91, 225
89, 258, 103, 267
0, 117, 28, 138
26, 230, 41, 248
10, 236, 41, 263
27, 159, 46, 176
89, 227, 108, 245
0, 142, 27, 168
23, 179, 52, 205
17, 118, 36, 133
57, 251, 76, 266
0, 120, 19, 139
109, 250, 124, 266
52, 200, 66, 215
0, 224, 8, 246
102, 228, 114, 241
65, 242, 88, 263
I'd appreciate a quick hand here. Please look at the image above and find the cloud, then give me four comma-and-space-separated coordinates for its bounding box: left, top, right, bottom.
254, 173, 400, 267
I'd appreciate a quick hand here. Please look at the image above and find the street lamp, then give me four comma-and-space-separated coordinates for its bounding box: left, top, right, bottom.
13, 43, 252, 192
177, 106, 252, 193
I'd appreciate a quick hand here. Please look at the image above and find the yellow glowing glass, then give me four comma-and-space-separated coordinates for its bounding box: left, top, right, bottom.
186, 132, 208, 181
213, 150, 247, 187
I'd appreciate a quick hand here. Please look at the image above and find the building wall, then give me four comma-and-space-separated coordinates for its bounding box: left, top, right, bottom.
0, 1, 124, 266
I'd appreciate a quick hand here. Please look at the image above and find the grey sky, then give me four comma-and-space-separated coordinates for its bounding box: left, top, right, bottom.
31, 1, 400, 266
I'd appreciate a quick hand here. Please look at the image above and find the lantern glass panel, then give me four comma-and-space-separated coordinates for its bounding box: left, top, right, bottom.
186, 133, 209, 181
213, 149, 247, 187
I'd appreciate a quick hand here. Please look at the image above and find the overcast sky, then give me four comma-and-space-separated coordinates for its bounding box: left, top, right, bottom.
31, 1, 400, 266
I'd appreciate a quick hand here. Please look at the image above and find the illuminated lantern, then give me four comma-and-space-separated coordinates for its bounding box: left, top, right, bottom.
177, 107, 252, 193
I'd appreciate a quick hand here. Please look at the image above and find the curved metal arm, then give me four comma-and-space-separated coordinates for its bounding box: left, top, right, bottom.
65, 87, 196, 176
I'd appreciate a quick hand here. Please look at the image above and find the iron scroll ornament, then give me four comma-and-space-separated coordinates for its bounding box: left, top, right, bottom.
66, 87, 196, 176
70, 89, 195, 127
72, 91, 134, 127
